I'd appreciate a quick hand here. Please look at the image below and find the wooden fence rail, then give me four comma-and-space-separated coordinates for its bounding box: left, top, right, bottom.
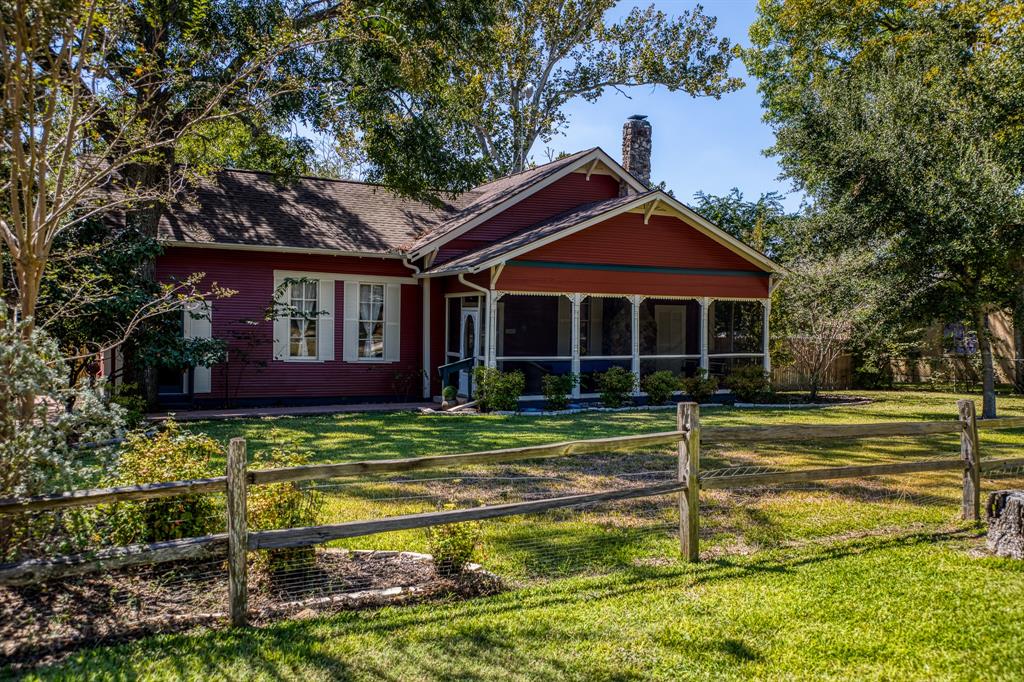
3, 400, 1024, 626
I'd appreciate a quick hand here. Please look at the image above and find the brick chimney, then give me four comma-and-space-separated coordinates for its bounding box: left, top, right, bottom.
621, 114, 652, 193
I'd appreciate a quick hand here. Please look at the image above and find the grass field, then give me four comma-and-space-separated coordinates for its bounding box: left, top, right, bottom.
17, 390, 1024, 680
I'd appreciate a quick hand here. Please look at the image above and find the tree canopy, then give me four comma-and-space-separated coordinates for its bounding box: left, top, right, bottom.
745, 0, 1024, 415
460, 0, 742, 175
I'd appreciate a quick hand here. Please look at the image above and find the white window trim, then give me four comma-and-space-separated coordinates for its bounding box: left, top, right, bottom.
355, 282, 387, 361
285, 279, 321, 362
342, 279, 402, 364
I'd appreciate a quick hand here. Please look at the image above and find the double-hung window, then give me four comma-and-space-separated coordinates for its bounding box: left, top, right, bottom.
288, 279, 320, 359
357, 283, 385, 359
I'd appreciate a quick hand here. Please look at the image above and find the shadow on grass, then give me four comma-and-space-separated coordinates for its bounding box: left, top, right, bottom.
25, 526, 990, 681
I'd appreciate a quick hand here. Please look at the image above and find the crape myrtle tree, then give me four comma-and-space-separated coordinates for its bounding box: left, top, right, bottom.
773, 249, 886, 401
459, 0, 742, 176
745, 0, 1024, 417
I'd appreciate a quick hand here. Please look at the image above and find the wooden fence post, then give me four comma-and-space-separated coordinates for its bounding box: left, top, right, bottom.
958, 399, 981, 521
678, 402, 700, 562
226, 437, 248, 627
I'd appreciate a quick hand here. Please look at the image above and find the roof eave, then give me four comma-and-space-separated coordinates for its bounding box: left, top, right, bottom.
407, 148, 646, 261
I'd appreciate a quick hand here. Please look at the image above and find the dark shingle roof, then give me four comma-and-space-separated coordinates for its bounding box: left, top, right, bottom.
158, 149, 600, 256
158, 169, 467, 254
425, 192, 653, 275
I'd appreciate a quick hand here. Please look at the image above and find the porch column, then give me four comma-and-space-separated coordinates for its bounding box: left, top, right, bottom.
631, 295, 642, 395
487, 291, 500, 368
421, 278, 431, 398
570, 293, 582, 399
762, 298, 772, 374
699, 297, 710, 372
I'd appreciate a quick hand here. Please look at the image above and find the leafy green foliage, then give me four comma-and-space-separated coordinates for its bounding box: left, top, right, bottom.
640, 371, 678, 406
680, 369, 719, 404
427, 515, 482, 577
691, 188, 804, 261
474, 367, 526, 412
248, 449, 323, 572
0, 313, 123, 561
464, 1, 741, 175
597, 366, 636, 408
442, 385, 458, 402
725, 365, 773, 404
109, 383, 148, 430
104, 423, 221, 545
541, 373, 578, 410
745, 0, 1024, 416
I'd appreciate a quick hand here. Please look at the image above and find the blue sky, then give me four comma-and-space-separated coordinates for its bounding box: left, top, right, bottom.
550, 1, 802, 210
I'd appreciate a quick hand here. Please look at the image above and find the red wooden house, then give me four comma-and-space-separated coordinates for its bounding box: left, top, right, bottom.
142, 116, 784, 406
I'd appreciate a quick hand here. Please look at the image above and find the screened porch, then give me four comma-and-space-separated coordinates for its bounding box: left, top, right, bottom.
444, 292, 769, 399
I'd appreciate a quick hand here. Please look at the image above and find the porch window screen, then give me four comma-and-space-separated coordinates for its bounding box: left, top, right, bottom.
708, 301, 763, 354
358, 283, 385, 359
496, 295, 571, 358
638, 298, 700, 379
707, 300, 764, 377
289, 280, 319, 358
579, 296, 631, 357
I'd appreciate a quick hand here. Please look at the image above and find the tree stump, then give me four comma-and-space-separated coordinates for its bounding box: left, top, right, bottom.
986, 490, 1024, 559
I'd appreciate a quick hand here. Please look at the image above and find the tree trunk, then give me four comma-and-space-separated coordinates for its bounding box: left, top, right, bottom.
976, 307, 997, 419
123, 158, 171, 407
987, 490, 1024, 559
1014, 297, 1024, 394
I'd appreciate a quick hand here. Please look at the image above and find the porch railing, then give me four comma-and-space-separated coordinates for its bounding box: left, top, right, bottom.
438, 357, 477, 396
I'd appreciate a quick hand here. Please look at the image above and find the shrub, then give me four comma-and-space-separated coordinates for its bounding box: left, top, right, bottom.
473, 366, 525, 411
725, 364, 773, 403
641, 371, 679, 406
0, 314, 123, 561
110, 383, 147, 430
597, 366, 637, 408
541, 373, 578, 410
248, 449, 323, 572
681, 369, 719, 403
105, 422, 221, 544
442, 384, 457, 401
427, 514, 482, 577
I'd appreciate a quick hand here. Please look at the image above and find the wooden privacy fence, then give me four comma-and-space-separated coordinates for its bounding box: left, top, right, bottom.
1, 400, 1024, 628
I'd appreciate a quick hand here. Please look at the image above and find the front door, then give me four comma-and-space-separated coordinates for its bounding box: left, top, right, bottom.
460, 308, 480, 396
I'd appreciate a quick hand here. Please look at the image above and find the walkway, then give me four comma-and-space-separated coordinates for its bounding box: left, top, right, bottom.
147, 401, 435, 422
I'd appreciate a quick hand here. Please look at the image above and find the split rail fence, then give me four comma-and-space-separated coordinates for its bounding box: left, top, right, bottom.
2, 399, 1023, 628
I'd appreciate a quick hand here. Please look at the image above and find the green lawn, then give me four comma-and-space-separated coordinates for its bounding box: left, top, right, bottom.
17, 390, 1024, 680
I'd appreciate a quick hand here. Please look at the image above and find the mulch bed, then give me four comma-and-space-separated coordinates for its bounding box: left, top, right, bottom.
1, 550, 503, 673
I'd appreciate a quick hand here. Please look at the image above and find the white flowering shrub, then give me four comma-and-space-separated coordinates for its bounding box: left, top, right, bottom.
0, 314, 124, 560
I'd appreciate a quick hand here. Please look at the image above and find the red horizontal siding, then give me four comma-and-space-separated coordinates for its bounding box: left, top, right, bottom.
155, 246, 422, 401
434, 172, 620, 264
495, 265, 769, 298
525, 212, 763, 271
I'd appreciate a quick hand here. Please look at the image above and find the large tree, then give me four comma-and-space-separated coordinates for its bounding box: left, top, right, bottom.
460, 0, 742, 175
746, 0, 1024, 417
2, 0, 495, 402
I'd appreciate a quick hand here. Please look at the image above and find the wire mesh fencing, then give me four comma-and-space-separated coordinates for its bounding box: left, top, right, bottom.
242, 452, 682, 617
0, 489, 229, 668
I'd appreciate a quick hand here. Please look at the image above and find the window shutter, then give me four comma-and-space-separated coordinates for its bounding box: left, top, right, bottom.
384, 283, 401, 362
318, 279, 335, 362
343, 281, 359, 362
186, 301, 213, 393
272, 276, 288, 360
